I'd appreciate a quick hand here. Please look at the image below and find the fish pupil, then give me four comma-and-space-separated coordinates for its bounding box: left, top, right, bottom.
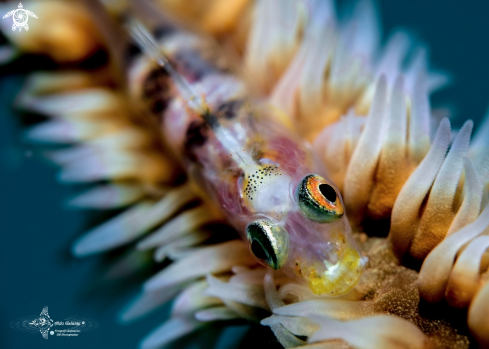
319, 184, 336, 203
251, 240, 268, 260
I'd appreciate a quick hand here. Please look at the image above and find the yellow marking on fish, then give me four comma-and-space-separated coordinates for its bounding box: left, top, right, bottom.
297, 247, 364, 295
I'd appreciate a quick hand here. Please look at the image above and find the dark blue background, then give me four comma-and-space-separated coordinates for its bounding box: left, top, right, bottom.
1, 1, 488, 348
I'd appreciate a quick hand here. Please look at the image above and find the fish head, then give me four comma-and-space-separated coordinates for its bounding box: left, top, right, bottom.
243, 171, 366, 296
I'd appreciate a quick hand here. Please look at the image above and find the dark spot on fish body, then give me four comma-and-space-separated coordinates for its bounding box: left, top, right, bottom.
184, 120, 209, 162
202, 111, 220, 129
142, 67, 172, 117
125, 43, 141, 62
216, 99, 244, 120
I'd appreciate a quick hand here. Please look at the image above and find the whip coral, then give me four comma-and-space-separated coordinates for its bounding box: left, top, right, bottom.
3, 0, 489, 348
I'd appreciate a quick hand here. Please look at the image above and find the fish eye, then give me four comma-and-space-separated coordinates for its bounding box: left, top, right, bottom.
296, 174, 344, 223
246, 219, 289, 269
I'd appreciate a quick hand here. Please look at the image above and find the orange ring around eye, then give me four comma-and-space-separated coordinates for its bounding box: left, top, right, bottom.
306, 176, 339, 212
297, 174, 344, 223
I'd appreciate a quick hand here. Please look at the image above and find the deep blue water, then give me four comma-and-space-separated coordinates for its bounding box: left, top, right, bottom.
1, 1, 488, 348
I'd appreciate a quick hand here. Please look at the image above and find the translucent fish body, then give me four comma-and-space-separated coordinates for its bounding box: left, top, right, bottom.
129, 30, 366, 295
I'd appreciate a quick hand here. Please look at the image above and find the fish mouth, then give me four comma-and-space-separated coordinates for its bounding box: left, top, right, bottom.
295, 246, 367, 296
